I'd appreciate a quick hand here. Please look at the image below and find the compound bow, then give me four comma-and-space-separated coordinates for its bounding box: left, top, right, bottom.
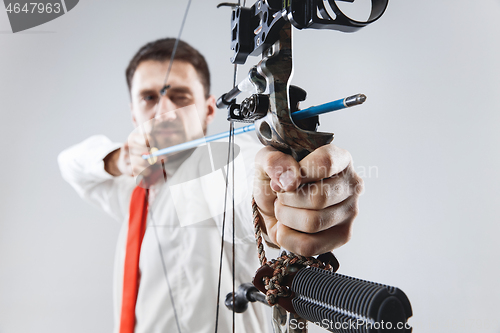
144, 1, 413, 332
215, 1, 413, 332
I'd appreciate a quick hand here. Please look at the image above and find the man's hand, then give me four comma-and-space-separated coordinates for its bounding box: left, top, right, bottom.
104, 131, 164, 182
253, 144, 364, 257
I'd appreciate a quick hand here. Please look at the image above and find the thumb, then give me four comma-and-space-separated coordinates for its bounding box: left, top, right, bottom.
255, 147, 301, 192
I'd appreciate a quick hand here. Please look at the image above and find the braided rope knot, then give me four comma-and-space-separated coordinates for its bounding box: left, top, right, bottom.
252, 196, 333, 305
261, 251, 332, 305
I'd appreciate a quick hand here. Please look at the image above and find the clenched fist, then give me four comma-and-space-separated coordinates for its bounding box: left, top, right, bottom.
253, 144, 364, 257
104, 129, 166, 187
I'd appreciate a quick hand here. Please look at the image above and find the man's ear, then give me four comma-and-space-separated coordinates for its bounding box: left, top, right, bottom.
130, 102, 138, 128
205, 95, 217, 125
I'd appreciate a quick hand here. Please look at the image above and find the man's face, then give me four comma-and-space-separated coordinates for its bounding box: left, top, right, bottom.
129, 59, 215, 150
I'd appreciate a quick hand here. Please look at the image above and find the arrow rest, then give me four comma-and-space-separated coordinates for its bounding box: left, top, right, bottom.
226, 21, 333, 161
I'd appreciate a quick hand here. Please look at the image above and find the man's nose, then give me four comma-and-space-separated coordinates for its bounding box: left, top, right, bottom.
155, 96, 177, 121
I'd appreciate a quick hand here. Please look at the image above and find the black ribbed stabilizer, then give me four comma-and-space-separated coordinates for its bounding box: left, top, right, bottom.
291, 267, 412, 332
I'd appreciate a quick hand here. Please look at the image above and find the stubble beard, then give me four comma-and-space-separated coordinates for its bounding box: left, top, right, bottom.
151, 119, 208, 163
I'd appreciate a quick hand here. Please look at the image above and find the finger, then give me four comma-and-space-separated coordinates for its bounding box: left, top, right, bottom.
255, 147, 302, 192
253, 147, 301, 218
277, 163, 363, 209
274, 195, 358, 233
127, 138, 156, 160
119, 143, 133, 176
275, 219, 354, 257
129, 132, 152, 149
127, 132, 160, 163
253, 175, 277, 218
298, 144, 352, 184
136, 121, 155, 145
257, 210, 280, 247
130, 155, 152, 177
121, 142, 130, 162
128, 128, 157, 150
127, 144, 150, 157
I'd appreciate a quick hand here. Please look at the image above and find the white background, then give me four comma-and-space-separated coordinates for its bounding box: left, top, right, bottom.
1, 0, 499, 332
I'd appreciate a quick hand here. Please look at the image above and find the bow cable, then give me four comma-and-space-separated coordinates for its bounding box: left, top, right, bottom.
142, 1, 193, 333
140, 1, 245, 332
214, 1, 246, 331
160, 0, 193, 96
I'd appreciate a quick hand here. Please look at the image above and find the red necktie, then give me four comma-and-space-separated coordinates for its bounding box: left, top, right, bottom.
119, 186, 148, 333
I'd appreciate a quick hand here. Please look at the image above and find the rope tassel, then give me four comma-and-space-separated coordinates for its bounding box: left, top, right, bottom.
251, 196, 333, 306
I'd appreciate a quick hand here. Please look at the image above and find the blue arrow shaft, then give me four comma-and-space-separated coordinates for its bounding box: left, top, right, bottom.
145, 124, 256, 158
143, 95, 360, 159
292, 98, 346, 120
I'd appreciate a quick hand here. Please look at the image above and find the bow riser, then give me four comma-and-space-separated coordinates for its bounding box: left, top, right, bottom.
219, 1, 413, 332
255, 22, 334, 161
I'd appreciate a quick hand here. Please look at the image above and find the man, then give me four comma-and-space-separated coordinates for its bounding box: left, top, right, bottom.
58, 38, 363, 333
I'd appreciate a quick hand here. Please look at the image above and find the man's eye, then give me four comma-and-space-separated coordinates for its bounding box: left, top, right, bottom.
172, 95, 190, 103
143, 95, 157, 102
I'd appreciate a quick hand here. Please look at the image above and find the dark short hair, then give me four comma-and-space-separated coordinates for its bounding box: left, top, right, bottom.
126, 38, 211, 98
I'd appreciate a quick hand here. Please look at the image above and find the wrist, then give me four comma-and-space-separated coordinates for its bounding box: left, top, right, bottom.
104, 148, 122, 176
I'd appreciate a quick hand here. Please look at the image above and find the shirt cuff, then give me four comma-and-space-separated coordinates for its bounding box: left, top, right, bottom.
84, 135, 122, 180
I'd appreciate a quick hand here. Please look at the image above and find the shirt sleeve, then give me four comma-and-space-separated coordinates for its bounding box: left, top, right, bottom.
57, 135, 135, 222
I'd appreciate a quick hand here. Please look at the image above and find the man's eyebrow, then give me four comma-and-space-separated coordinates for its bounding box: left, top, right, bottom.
165, 86, 193, 94
136, 86, 192, 98
137, 88, 159, 96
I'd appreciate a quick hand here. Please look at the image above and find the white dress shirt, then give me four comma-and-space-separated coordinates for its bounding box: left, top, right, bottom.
58, 134, 270, 333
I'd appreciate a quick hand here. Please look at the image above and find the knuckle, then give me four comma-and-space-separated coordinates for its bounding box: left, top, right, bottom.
256, 147, 276, 164
304, 212, 324, 233
333, 183, 346, 197
326, 179, 347, 200
263, 154, 283, 176
316, 154, 333, 176
351, 174, 364, 196
254, 165, 267, 180
307, 183, 326, 209
344, 149, 353, 163
348, 200, 359, 218
336, 145, 352, 163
